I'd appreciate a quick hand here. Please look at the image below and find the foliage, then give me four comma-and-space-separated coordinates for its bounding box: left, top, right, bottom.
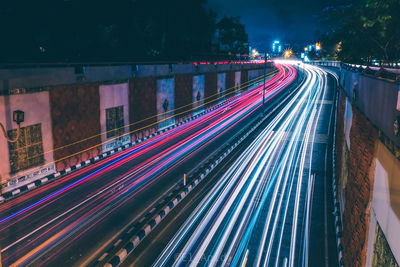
0, 0, 248, 62
216, 17, 249, 56
319, 0, 400, 63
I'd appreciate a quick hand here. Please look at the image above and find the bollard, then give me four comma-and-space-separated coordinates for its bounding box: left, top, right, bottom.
183, 173, 186, 186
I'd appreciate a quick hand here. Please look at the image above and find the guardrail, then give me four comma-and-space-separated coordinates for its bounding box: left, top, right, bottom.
341, 63, 400, 82
307, 61, 400, 82
308, 60, 341, 68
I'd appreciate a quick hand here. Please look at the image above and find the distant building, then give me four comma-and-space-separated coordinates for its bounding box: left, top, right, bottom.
272, 41, 282, 55
272, 40, 295, 57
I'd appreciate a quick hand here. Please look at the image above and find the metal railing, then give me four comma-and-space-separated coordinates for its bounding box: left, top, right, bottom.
307, 60, 400, 82
308, 60, 341, 68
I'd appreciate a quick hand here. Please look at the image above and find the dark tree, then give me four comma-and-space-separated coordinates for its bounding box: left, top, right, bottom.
132, 0, 217, 60
0, 0, 247, 63
319, 0, 400, 63
216, 16, 249, 56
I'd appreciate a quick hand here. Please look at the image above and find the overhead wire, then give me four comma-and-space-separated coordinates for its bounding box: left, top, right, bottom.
16, 70, 277, 173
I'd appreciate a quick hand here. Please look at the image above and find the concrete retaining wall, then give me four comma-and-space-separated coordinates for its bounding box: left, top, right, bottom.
340, 69, 400, 148
0, 62, 269, 93
335, 90, 377, 266
0, 62, 273, 194
335, 68, 400, 266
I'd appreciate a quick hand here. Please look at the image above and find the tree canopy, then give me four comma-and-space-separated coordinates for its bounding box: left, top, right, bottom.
216, 16, 249, 56
0, 0, 249, 63
319, 0, 400, 63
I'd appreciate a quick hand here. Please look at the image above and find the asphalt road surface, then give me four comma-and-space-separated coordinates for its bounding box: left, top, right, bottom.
145, 63, 339, 267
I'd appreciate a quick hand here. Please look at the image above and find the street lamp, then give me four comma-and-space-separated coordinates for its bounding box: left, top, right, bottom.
296, 63, 300, 83
284, 49, 293, 59
0, 110, 24, 142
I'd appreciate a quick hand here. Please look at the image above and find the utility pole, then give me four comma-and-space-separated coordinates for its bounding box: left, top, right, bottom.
262, 54, 266, 113
297, 63, 300, 84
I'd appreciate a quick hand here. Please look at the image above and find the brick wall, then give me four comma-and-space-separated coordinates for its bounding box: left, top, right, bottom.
336, 88, 378, 267
241, 69, 248, 90
204, 72, 217, 107
129, 77, 157, 139
174, 74, 193, 121
50, 83, 102, 171
226, 71, 235, 97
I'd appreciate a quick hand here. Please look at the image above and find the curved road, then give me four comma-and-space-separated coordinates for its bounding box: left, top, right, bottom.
0, 64, 295, 266
153, 63, 339, 267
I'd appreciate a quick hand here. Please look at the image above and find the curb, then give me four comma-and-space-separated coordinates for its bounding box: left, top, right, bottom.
0, 82, 261, 204
331, 83, 344, 267
332, 182, 344, 266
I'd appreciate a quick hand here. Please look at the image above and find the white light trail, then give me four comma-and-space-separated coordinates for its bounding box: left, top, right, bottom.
154, 64, 331, 267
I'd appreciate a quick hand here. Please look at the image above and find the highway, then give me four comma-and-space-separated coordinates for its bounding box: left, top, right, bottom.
151, 63, 339, 267
0, 64, 296, 266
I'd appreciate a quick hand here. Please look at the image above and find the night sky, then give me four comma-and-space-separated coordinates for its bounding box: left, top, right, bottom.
207, 0, 348, 51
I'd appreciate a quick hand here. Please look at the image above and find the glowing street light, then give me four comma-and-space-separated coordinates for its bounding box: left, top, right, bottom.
251, 48, 259, 59
284, 49, 293, 59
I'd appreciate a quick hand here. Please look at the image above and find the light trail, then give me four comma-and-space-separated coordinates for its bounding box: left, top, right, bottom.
0, 64, 295, 266
154, 63, 330, 267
